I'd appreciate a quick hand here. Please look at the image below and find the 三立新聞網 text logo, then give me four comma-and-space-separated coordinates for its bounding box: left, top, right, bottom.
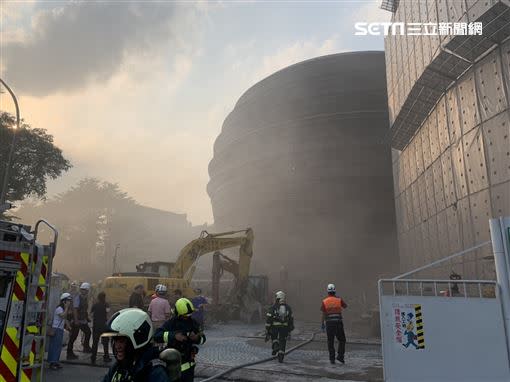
354, 22, 483, 36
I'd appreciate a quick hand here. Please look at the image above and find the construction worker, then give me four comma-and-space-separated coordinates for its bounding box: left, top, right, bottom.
148, 284, 171, 330
101, 308, 170, 382
154, 298, 206, 382
265, 291, 294, 363
129, 284, 145, 310
67, 282, 92, 359
191, 288, 208, 329
170, 289, 183, 311
321, 283, 347, 364
91, 292, 112, 365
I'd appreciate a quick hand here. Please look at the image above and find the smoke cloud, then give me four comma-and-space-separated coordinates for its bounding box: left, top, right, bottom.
2, 2, 184, 95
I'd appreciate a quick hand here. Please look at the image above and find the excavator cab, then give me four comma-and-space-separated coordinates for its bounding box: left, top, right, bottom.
135, 261, 174, 277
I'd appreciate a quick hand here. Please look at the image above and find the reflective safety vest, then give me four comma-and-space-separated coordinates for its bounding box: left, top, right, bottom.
321, 296, 344, 321
111, 369, 133, 382
181, 361, 196, 371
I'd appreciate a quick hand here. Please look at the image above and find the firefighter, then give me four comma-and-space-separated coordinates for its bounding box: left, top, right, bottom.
265, 291, 294, 363
101, 308, 170, 382
154, 298, 206, 382
321, 283, 347, 364
129, 284, 146, 310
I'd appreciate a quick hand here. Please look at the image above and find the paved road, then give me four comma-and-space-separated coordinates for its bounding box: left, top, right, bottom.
54, 322, 382, 381
45, 364, 108, 382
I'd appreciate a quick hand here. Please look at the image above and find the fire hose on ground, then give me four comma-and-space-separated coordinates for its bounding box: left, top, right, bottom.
198, 331, 320, 382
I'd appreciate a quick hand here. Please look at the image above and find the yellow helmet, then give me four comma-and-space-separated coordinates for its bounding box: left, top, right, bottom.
175, 298, 194, 316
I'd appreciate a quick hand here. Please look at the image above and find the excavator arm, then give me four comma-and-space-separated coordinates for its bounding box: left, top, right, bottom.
169, 228, 254, 290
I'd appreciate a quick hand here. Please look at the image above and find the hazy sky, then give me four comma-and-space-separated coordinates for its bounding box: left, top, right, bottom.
1, 0, 390, 225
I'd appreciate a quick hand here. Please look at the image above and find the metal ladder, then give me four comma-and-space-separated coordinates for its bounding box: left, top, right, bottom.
17, 220, 58, 382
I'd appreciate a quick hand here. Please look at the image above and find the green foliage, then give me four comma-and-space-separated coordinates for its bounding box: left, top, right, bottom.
0, 111, 71, 202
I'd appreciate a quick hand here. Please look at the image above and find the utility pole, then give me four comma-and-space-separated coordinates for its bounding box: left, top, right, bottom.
113, 244, 120, 274
0, 78, 20, 213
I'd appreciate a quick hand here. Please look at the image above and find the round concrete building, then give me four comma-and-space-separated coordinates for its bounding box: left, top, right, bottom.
208, 52, 398, 322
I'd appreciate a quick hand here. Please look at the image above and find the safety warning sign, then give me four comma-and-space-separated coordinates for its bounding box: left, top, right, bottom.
392, 303, 425, 350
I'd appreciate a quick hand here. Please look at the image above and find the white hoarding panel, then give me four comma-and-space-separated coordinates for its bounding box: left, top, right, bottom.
380, 292, 510, 382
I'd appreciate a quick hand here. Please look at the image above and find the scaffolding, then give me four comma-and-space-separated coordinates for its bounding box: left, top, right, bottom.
380, 0, 399, 14
390, 1, 510, 150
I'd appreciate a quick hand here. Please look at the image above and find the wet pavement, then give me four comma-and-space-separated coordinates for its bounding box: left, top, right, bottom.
50, 322, 383, 381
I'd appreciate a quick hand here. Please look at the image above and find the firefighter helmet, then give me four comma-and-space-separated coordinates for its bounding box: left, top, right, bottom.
175, 298, 194, 316
102, 308, 153, 349
327, 284, 336, 293
275, 291, 286, 301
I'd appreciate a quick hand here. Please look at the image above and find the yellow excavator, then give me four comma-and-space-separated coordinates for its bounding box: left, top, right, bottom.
101, 228, 268, 321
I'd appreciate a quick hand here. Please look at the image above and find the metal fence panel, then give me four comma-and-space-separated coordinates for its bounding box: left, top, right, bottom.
379, 281, 510, 382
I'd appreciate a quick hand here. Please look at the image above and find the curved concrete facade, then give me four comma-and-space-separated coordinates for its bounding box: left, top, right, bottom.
208, 52, 398, 320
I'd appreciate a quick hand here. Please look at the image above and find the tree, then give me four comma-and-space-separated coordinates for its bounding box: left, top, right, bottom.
0, 111, 71, 203
16, 178, 141, 280
15, 178, 203, 282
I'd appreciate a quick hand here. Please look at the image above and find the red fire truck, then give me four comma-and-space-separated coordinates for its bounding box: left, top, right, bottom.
0, 219, 57, 382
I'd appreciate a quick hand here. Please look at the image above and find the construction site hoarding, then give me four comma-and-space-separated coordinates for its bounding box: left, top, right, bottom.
386, 0, 510, 279
379, 279, 510, 382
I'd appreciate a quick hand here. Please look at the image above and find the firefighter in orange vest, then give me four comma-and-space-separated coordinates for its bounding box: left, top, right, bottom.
321, 283, 347, 364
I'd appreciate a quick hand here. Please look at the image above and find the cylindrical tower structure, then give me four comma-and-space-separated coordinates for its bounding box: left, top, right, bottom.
208, 52, 398, 322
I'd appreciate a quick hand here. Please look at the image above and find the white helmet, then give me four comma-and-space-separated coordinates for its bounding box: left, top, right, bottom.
80, 282, 91, 290
155, 284, 167, 294
275, 291, 286, 301
60, 292, 72, 301
327, 283, 336, 293
102, 308, 153, 349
